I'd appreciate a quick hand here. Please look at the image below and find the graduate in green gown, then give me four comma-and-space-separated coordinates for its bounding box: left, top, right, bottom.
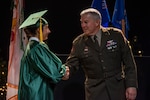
18, 10, 69, 100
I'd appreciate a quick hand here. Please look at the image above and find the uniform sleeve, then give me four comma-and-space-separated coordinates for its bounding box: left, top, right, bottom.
119, 31, 138, 88
29, 43, 66, 84
65, 38, 81, 77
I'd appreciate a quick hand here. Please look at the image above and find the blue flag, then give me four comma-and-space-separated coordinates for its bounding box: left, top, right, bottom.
112, 0, 129, 38
91, 0, 111, 27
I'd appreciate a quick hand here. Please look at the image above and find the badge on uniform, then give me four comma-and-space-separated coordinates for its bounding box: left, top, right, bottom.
84, 46, 89, 57
106, 40, 117, 50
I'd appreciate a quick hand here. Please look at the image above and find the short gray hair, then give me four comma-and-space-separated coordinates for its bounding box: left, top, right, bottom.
80, 8, 102, 22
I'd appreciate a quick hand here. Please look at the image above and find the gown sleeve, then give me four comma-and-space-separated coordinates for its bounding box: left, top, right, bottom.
29, 43, 66, 84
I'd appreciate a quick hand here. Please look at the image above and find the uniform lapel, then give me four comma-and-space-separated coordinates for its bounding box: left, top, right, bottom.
84, 35, 100, 52
84, 26, 111, 52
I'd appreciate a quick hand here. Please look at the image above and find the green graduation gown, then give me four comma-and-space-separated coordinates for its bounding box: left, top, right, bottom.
18, 40, 66, 100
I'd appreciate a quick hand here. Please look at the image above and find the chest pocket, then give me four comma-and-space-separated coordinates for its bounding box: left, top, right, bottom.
80, 45, 99, 65
106, 42, 120, 59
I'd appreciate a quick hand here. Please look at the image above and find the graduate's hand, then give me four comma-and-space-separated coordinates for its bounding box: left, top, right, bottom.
62, 66, 70, 80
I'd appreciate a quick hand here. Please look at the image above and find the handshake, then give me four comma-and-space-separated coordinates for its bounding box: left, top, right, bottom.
62, 66, 70, 80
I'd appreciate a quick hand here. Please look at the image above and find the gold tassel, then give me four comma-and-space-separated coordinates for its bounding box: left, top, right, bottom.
39, 18, 43, 42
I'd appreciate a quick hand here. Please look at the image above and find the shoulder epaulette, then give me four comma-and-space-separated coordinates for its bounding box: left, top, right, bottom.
73, 34, 84, 44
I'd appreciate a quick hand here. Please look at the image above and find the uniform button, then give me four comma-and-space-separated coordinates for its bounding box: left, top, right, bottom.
103, 66, 106, 69
101, 60, 104, 62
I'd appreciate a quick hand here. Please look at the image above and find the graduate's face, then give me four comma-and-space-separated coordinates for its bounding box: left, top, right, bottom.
42, 25, 51, 40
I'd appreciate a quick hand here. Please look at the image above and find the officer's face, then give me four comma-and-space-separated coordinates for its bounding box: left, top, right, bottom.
80, 13, 100, 36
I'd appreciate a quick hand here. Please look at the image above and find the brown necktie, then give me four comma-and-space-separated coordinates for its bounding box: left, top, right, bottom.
94, 35, 99, 49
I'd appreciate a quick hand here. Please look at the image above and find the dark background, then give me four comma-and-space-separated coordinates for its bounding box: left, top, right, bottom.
1, 0, 150, 61
1, 0, 150, 100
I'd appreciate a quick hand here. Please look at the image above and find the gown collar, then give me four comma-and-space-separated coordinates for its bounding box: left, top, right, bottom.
29, 37, 39, 42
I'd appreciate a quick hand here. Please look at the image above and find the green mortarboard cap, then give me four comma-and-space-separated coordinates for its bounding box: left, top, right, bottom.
19, 10, 48, 29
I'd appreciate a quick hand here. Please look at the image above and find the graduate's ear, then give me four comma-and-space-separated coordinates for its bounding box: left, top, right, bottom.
35, 28, 41, 38
36, 27, 40, 34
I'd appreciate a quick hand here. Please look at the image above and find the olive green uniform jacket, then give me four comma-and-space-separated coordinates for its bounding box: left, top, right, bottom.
66, 27, 138, 100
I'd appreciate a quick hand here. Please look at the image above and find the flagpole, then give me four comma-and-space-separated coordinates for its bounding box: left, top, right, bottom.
121, 19, 125, 36
121, 0, 125, 36
112, 0, 129, 38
